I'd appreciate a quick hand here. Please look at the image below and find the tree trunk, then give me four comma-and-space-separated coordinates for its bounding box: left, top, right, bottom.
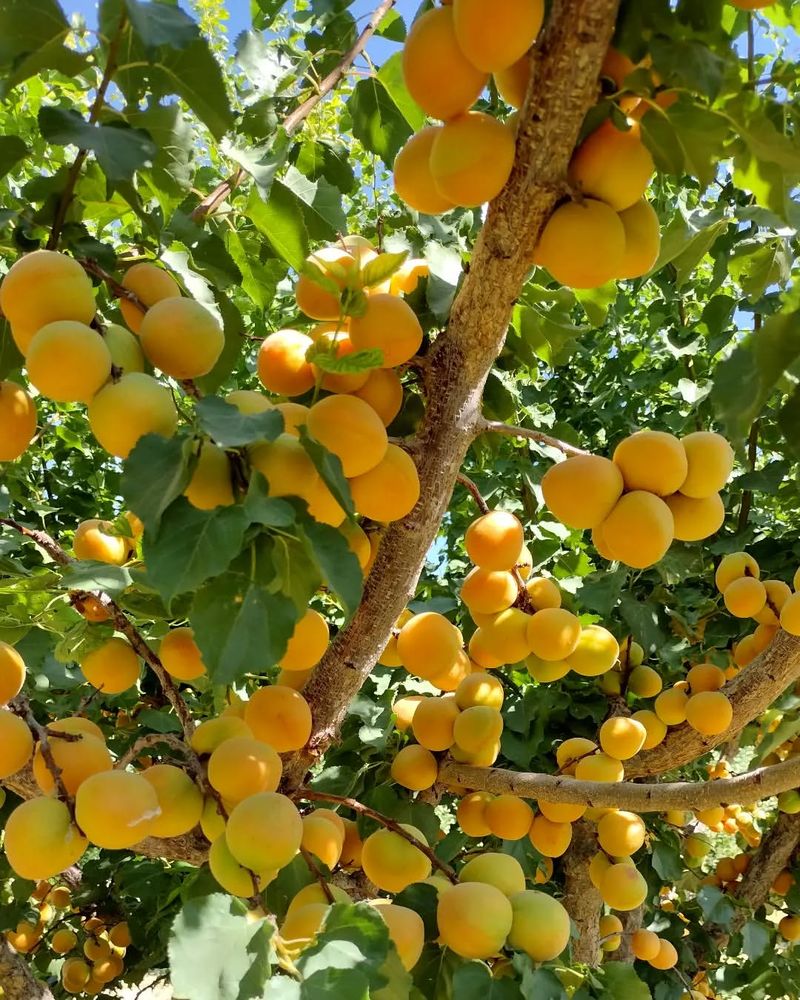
0, 938, 54, 1000
563, 821, 602, 965
727, 812, 800, 937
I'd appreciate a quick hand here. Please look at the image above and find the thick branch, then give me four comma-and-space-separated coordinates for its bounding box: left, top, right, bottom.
563, 821, 602, 965
285, 0, 620, 788
728, 812, 800, 935
438, 751, 800, 812
475, 418, 590, 457
0, 938, 54, 1000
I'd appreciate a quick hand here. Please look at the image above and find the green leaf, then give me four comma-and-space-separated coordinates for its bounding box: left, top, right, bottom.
301, 258, 341, 296
299, 427, 355, 518
120, 433, 194, 536
655, 209, 730, 286
697, 885, 735, 927
298, 515, 363, 617
346, 77, 414, 163
124, 0, 198, 51
728, 238, 791, 302
168, 894, 273, 1000
243, 474, 296, 528
143, 499, 249, 607
282, 166, 348, 242
0, 137, 27, 181
518, 965, 567, 1000
0, 0, 88, 97
452, 963, 524, 999
58, 562, 132, 598
619, 594, 665, 652
303, 969, 371, 998
297, 903, 390, 988
741, 920, 771, 962
195, 396, 284, 448
306, 343, 383, 374
246, 184, 309, 270
392, 883, 439, 941
596, 963, 652, 1000
361, 251, 408, 289
376, 52, 425, 132
650, 36, 726, 99
39, 108, 157, 185
651, 840, 684, 881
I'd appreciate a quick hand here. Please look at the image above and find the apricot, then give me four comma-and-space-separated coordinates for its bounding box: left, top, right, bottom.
361, 824, 432, 892
117, 261, 181, 333
306, 393, 387, 478
430, 112, 515, 208
600, 913, 623, 951
455, 670, 504, 710
301, 812, 345, 868
244, 685, 312, 752
396, 612, 462, 679
184, 441, 234, 510
369, 901, 424, 971
541, 455, 624, 529
389, 258, 429, 297
453, 705, 503, 754
482, 795, 533, 841
393, 127, 455, 216
715, 551, 760, 592
351, 368, 403, 426
26, 321, 111, 402
598, 810, 646, 856
457, 790, 494, 836
33, 727, 112, 796
494, 53, 530, 108
209, 835, 275, 897
570, 120, 654, 211
729, 0, 773, 9
309, 326, 369, 394
754, 579, 791, 625
600, 491, 674, 568
437, 881, 512, 959
138, 297, 223, 378
479, 607, 532, 664
780, 915, 800, 941
295, 246, 359, 321
0, 250, 95, 354
574, 752, 624, 783
685, 691, 733, 736
534, 199, 626, 288
141, 764, 203, 838
402, 7, 488, 120
613, 430, 688, 495
257, 329, 315, 397
349, 293, 423, 369
224, 791, 302, 873
461, 567, 517, 615
687, 663, 726, 694
0, 640, 26, 704
537, 799, 585, 824
226, 388, 272, 415
654, 686, 689, 726
208, 736, 282, 803
0, 708, 33, 777
631, 928, 660, 961
286, 883, 351, 918
105, 322, 145, 374
526, 653, 570, 683
528, 815, 572, 858
665, 492, 725, 542
617, 198, 661, 279
508, 890, 571, 961
677, 430, 734, 499
521, 578, 559, 614
0, 380, 37, 461
80, 636, 140, 694
781, 592, 800, 636
62, 956, 92, 992
75, 770, 160, 849
555, 736, 596, 771
632, 709, 667, 749
380, 609, 415, 667
599, 716, 647, 760
249, 433, 317, 506
391, 743, 438, 791
451, 739, 500, 767
51, 927, 78, 954
527, 607, 581, 662
160, 627, 207, 682
339, 818, 363, 869
724, 576, 767, 618
453, 0, 542, 72
280, 608, 329, 672
88, 372, 178, 458
600, 862, 648, 910
73, 518, 128, 565
412, 695, 460, 751
650, 938, 678, 969
628, 664, 662, 698
567, 625, 619, 677
465, 510, 524, 571
200, 796, 227, 841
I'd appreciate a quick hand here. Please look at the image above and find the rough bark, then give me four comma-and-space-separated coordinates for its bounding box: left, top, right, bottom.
563, 821, 602, 965
727, 812, 800, 936
0, 938, 54, 1000
616, 906, 643, 963
627, 631, 800, 778
284, 0, 621, 787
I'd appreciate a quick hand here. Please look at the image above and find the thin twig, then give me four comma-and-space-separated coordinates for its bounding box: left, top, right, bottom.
10, 694, 75, 818
475, 417, 590, 457
116, 732, 194, 770
300, 847, 336, 903
456, 473, 490, 514
0, 518, 71, 565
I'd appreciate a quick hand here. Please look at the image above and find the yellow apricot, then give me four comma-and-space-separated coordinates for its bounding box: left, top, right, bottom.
478, 607, 531, 664
340, 818, 363, 868
26, 321, 111, 403
361, 824, 432, 892
494, 53, 530, 108
527, 607, 581, 662
450, 739, 500, 767
631, 928, 660, 960
139, 297, 223, 379
632, 709, 667, 750
226, 791, 303, 872
393, 127, 455, 216
349, 294, 424, 368
286, 883, 351, 919
525, 577, 561, 612
600, 491, 674, 568
588, 851, 612, 890
437, 881, 512, 959
369, 900, 424, 971
73, 518, 129, 565
457, 790, 494, 836
301, 812, 345, 868
600, 913, 623, 951
628, 664, 662, 698
599, 716, 647, 760
0, 380, 37, 461
538, 799, 586, 824
191, 715, 252, 755
0, 641, 26, 704
526, 653, 570, 683
257, 329, 315, 397
685, 691, 733, 736
226, 388, 273, 414
716, 551, 760, 592
724, 576, 767, 618
249, 434, 317, 509
541, 455, 624, 529
600, 863, 648, 911
465, 510, 524, 571
380, 609, 415, 667
391, 744, 438, 791
617, 198, 661, 278
62, 956, 92, 992
279, 902, 329, 953
430, 112, 515, 208
76, 770, 160, 849
574, 752, 624, 783
184, 442, 234, 510
570, 121, 654, 211
118, 262, 181, 334
349, 443, 421, 523
679, 431, 734, 498
459, 853, 525, 902
208, 736, 282, 803
396, 612, 462, 679
80, 636, 140, 693
160, 627, 207, 682
140, 764, 203, 838
0, 250, 95, 354
455, 671, 504, 710
310, 325, 370, 394
108, 922, 131, 948
687, 663, 726, 694
453, 704, 503, 754
389, 258, 429, 296
534, 199, 626, 289
91, 952, 124, 984
665, 492, 725, 542
453, 0, 543, 72
780, 915, 800, 941
528, 815, 572, 857
105, 322, 145, 374
51, 928, 78, 954
209, 835, 275, 897
754, 579, 792, 625
280, 609, 329, 672
508, 890, 571, 961
244, 685, 312, 752
306, 393, 388, 478
484, 796, 534, 841
460, 567, 517, 615
33, 727, 112, 796
351, 368, 404, 426
555, 736, 597, 772
402, 7, 488, 120
567, 625, 619, 677
0, 708, 33, 778
200, 796, 226, 841
781, 592, 800, 636
412, 695, 460, 751
88, 373, 178, 458
649, 938, 678, 969
613, 430, 688, 496
598, 810, 646, 856
654, 686, 689, 726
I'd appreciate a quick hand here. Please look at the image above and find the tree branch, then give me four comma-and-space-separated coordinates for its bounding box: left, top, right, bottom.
456, 473, 490, 514
562, 821, 602, 965
10, 693, 75, 816
727, 812, 800, 936
0, 938, 54, 1000
475, 417, 590, 457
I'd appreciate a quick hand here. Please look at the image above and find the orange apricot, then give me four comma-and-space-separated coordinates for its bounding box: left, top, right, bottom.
567, 625, 619, 677
600, 491, 674, 569
528, 815, 572, 857
80, 637, 140, 694
654, 686, 689, 726
349, 294, 423, 368
142, 764, 204, 838
484, 795, 533, 841
257, 330, 316, 397
159, 627, 207, 682
0, 380, 37, 461
412, 696, 460, 751
306, 393, 388, 478
0, 708, 34, 778
533, 199, 626, 289
631, 928, 660, 961
613, 430, 688, 496
617, 199, 661, 278
429, 112, 515, 208
27, 321, 111, 403
569, 120, 654, 211
280, 609, 329, 672
208, 736, 282, 803
184, 442, 235, 510
88, 372, 178, 458
139, 298, 223, 379
457, 790, 494, 836
455, 671, 504, 710
599, 716, 647, 760
685, 691, 733, 736
244, 685, 312, 752
527, 607, 581, 662
350, 368, 404, 426
632, 709, 667, 749
541, 454, 623, 529
715, 551, 760, 592
0, 641, 26, 704
225, 792, 303, 872
396, 612, 462, 679
628, 664, 662, 698
679, 431, 734, 498
600, 863, 648, 911
393, 127, 455, 216
508, 890, 571, 961
494, 53, 530, 108
665, 492, 725, 542
465, 510, 524, 571
461, 567, 517, 615
349, 443, 421, 523
75, 770, 161, 849
453, 0, 543, 72
390, 744, 438, 791
118, 262, 181, 333
295, 246, 358, 321
724, 576, 767, 618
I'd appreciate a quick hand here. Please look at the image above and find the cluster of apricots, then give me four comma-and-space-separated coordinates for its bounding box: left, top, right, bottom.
3, 880, 131, 996
543, 429, 734, 569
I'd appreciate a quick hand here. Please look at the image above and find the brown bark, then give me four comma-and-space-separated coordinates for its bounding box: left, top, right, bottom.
616, 906, 643, 963
563, 821, 602, 965
284, 0, 621, 788
727, 812, 800, 936
0, 938, 54, 1000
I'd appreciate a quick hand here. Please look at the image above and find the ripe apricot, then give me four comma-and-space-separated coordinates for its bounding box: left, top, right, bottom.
389, 258, 428, 296
631, 928, 660, 961
780, 915, 800, 941
80, 637, 140, 694
412, 695, 460, 751
465, 510, 524, 571
280, 609, 329, 672
617, 198, 661, 279
0, 708, 33, 778
534, 199, 626, 289
369, 901, 424, 971
208, 736, 282, 803
139, 297, 223, 378
191, 716, 252, 755
650, 938, 678, 969
141, 763, 203, 838
654, 686, 689, 726
457, 790, 494, 836
351, 368, 403, 426
567, 625, 620, 677
598, 810, 646, 856
184, 442, 234, 510
349, 293, 423, 368
724, 576, 767, 618
600, 913, 623, 951
51, 927, 78, 954
461, 567, 517, 615
62, 956, 92, 993
105, 322, 145, 374
541, 455, 624, 529
574, 752, 624, 783
754, 579, 791, 625
226, 791, 303, 872
310, 325, 370, 394
0, 250, 95, 354
295, 246, 360, 321
555, 736, 596, 771
453, 705, 503, 754
599, 716, 647, 760
0, 380, 37, 461
27, 321, 111, 403
613, 430, 688, 496
538, 799, 586, 823
73, 518, 128, 565
600, 491, 674, 568
451, 739, 500, 767
349, 443, 421, 523
0, 640, 26, 704
527, 607, 581, 662
301, 812, 345, 868
494, 53, 530, 108
632, 709, 667, 749
453, 0, 543, 72
781, 592, 800, 636
244, 685, 312, 752
306, 393, 388, 478
33, 726, 112, 796
679, 431, 734, 498
286, 883, 351, 918
391, 743, 438, 790
715, 551, 760, 592
393, 127, 455, 216
209, 835, 275, 897
257, 330, 315, 397
361, 824, 432, 892
429, 112, 515, 208
524, 577, 560, 612
118, 262, 181, 333
402, 7, 488, 121
76, 770, 160, 849
528, 815, 572, 857
526, 653, 570, 683
570, 121, 654, 211
687, 663, 726, 694
340, 818, 363, 868
508, 890, 571, 961
455, 671, 504, 710
88, 372, 178, 458
478, 607, 532, 664
249, 433, 317, 507
437, 881, 512, 959
226, 388, 273, 414
665, 492, 725, 542
380, 609, 415, 667
685, 691, 733, 736
396, 612, 462, 679
160, 627, 207, 682
600, 862, 648, 910
484, 796, 533, 841
628, 664, 662, 698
